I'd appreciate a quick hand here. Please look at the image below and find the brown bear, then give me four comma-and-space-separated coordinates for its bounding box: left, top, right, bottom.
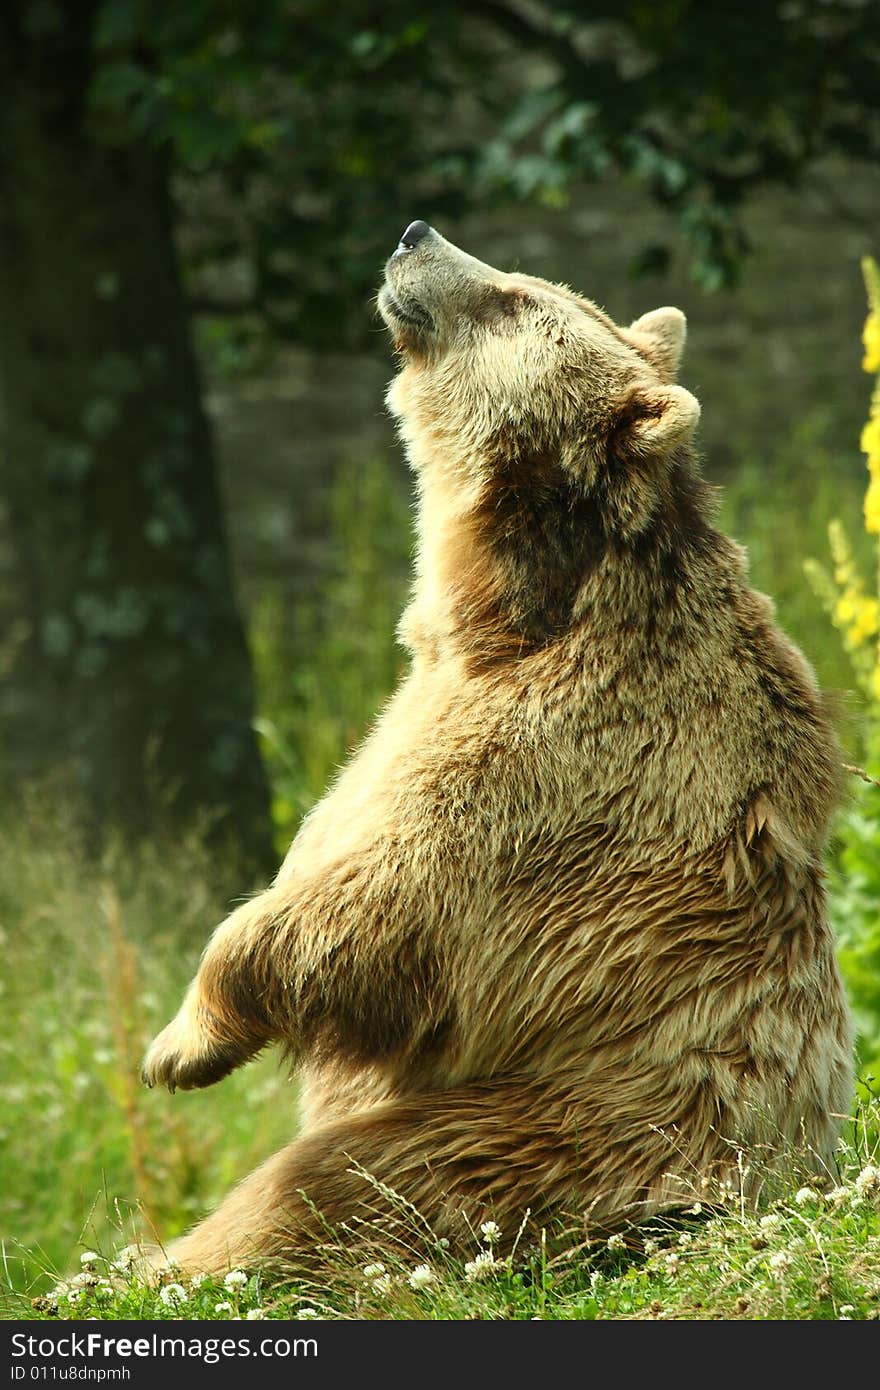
142, 220, 854, 1276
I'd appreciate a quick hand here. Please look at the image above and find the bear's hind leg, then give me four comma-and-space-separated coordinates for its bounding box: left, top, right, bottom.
158, 1078, 681, 1278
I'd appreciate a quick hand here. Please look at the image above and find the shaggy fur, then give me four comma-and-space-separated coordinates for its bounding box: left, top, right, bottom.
142, 225, 854, 1275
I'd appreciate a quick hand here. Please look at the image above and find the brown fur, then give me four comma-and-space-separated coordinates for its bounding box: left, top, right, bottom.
142, 226, 853, 1276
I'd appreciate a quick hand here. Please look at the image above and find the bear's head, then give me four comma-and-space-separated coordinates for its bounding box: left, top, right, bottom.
378, 222, 714, 664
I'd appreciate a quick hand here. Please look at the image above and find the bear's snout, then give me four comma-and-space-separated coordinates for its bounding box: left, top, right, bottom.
393, 220, 433, 256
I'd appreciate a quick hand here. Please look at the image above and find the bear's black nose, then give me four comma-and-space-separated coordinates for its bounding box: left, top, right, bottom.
398, 220, 431, 251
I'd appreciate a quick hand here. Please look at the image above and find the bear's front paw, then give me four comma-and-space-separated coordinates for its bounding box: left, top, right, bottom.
141, 1002, 242, 1093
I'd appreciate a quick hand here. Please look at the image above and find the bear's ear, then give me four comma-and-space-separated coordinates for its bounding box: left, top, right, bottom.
628, 306, 687, 381
615, 383, 701, 456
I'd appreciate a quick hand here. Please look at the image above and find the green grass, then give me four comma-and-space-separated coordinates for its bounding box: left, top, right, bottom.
0, 805, 294, 1305
8, 1105, 880, 1321
715, 406, 871, 706
250, 457, 411, 852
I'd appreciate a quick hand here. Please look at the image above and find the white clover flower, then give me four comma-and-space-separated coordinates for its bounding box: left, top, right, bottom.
686, 1202, 703, 1215
71, 1271, 99, 1289
214, 1301, 234, 1315
605, 1232, 625, 1252
464, 1251, 502, 1282
80, 1251, 100, 1269
664, 1253, 680, 1274
163, 1257, 182, 1274
190, 1273, 208, 1288
768, 1251, 792, 1274
838, 1305, 855, 1319
677, 1232, 693, 1247
372, 1274, 393, 1294
362, 1263, 386, 1278
759, 1213, 781, 1230
159, 1283, 187, 1308
110, 1246, 136, 1274
246, 1308, 265, 1320
827, 1186, 850, 1208
589, 1271, 602, 1290
93, 1283, 113, 1303
643, 1239, 658, 1257
408, 1264, 436, 1290
67, 1289, 84, 1305
794, 1187, 819, 1206
480, 1221, 502, 1245
223, 1270, 248, 1292
854, 1164, 880, 1197
297, 1308, 320, 1319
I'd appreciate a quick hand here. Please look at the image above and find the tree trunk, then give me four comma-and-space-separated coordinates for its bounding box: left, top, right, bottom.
0, 7, 273, 875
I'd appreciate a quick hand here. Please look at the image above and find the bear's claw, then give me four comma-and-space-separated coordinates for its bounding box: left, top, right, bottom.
141, 1014, 241, 1092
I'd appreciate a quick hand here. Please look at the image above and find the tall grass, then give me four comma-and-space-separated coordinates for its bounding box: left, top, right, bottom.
251, 457, 412, 849
717, 406, 870, 702
803, 260, 880, 1081
0, 805, 293, 1304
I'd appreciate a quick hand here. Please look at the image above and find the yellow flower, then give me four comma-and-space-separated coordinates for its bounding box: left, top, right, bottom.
863, 311, 880, 373
835, 591, 859, 627
814, 263, 880, 702
849, 597, 880, 646
861, 416, 880, 460
864, 476, 880, 535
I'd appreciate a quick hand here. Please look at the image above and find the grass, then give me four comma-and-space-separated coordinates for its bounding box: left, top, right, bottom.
8, 1102, 880, 1321
0, 805, 294, 1306
715, 406, 871, 705
250, 456, 412, 852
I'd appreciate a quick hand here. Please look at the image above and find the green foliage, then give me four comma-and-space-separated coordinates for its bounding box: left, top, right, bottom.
89, 1, 477, 349
251, 458, 412, 849
474, 0, 879, 290
832, 746, 880, 1083
804, 260, 880, 1083
717, 408, 870, 699
82, 0, 880, 348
